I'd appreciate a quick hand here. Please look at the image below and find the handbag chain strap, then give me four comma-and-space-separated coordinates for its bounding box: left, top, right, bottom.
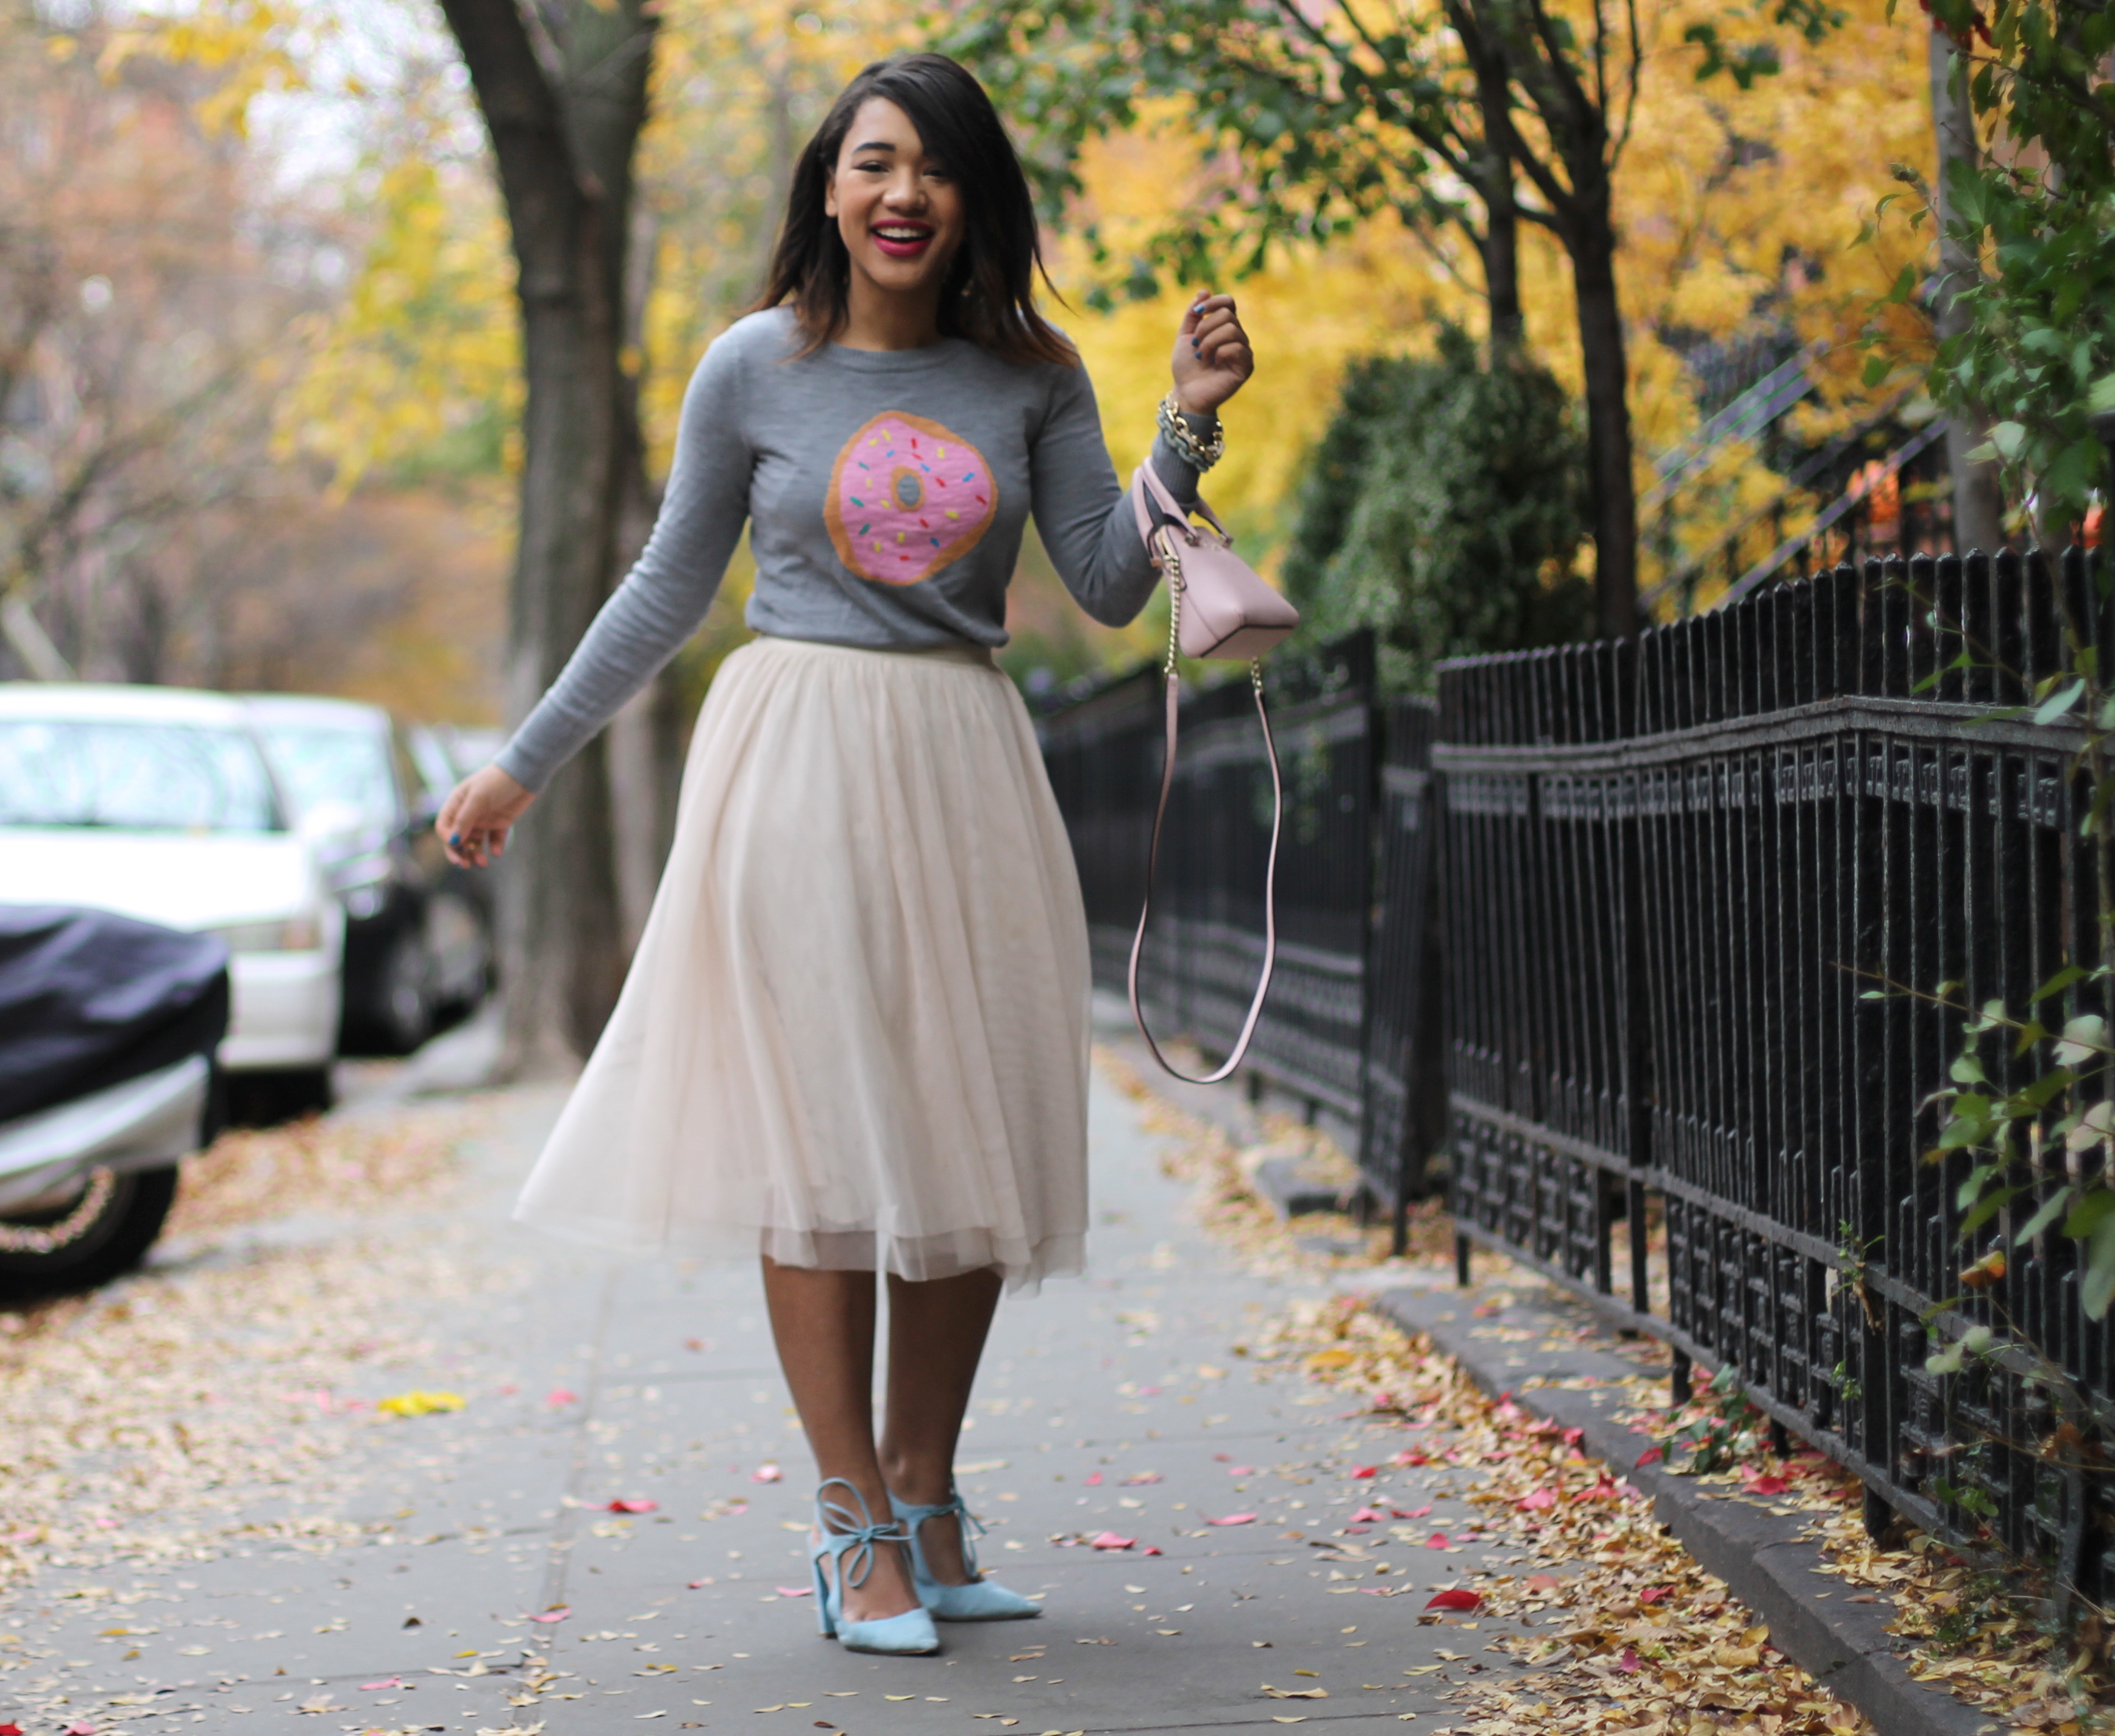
1125, 547, 1284, 1086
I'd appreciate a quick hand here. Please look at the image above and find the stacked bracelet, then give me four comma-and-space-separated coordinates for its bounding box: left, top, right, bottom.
1157, 391, 1226, 472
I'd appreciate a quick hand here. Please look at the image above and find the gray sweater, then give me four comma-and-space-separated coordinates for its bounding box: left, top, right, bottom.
496, 307, 1202, 792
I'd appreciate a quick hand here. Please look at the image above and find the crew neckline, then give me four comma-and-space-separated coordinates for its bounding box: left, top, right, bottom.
821, 335, 970, 372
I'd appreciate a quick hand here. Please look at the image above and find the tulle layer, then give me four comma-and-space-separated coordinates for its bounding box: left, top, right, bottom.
513, 636, 1091, 1293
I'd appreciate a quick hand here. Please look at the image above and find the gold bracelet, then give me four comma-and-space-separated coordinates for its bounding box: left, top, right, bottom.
1157, 391, 1225, 472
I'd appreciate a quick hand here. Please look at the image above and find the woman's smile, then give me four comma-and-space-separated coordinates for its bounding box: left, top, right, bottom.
871, 219, 936, 258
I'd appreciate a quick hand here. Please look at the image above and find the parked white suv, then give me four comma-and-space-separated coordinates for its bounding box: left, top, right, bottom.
0, 685, 344, 1114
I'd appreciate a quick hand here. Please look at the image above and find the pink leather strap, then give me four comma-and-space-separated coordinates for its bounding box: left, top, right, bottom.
1125, 663, 1283, 1086
1131, 462, 1232, 547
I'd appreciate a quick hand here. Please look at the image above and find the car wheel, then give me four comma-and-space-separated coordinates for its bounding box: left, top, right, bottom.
0, 1166, 181, 1300
377, 929, 436, 1055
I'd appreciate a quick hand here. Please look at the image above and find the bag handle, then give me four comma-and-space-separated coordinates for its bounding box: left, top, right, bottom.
1125, 582, 1284, 1086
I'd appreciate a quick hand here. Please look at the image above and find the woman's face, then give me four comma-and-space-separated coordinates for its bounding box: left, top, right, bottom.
824, 97, 965, 303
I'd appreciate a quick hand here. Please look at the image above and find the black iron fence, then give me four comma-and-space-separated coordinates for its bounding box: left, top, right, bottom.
1041, 546, 2113, 1584
1037, 633, 1446, 1219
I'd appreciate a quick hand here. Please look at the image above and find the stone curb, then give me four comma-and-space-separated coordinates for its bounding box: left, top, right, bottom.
1374, 1284, 1995, 1736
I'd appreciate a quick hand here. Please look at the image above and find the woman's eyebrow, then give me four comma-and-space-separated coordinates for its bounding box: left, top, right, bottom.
851, 140, 899, 153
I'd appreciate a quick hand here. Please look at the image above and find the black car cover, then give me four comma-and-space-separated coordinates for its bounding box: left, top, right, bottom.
0, 906, 230, 1125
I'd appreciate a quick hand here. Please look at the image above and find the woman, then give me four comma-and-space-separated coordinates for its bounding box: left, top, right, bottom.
436, 51, 1254, 1657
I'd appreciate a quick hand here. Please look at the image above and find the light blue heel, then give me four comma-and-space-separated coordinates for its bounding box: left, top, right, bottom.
891, 1487, 1042, 1621
809, 1479, 940, 1656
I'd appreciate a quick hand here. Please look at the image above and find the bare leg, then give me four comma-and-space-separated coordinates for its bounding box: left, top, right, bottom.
878, 1267, 1004, 1585
758, 1258, 919, 1623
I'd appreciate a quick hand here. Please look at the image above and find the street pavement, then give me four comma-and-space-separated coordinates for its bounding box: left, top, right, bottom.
1, 1047, 1540, 1736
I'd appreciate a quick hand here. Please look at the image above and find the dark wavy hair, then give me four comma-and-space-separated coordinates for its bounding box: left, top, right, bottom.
756, 53, 1075, 367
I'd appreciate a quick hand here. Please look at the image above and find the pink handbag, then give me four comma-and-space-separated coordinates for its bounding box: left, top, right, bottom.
1125, 463, 1301, 1085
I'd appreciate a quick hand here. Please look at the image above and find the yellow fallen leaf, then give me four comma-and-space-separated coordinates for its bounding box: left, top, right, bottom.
378, 1389, 465, 1417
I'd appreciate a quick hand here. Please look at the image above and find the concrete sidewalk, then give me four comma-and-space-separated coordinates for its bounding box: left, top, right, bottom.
1, 1066, 1531, 1736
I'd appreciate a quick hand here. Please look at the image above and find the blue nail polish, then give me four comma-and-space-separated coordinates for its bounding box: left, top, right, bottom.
449, 833, 462, 847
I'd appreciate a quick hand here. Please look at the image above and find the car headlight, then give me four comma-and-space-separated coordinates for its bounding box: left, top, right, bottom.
210, 916, 325, 953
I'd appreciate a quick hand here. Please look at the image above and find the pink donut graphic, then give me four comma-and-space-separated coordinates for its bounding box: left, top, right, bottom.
825, 411, 997, 586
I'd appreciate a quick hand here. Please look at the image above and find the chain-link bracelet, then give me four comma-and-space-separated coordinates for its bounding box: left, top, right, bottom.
1157, 391, 1226, 472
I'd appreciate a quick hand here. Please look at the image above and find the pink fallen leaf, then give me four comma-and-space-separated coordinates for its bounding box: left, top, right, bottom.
1525, 1573, 1563, 1593
687, 1579, 708, 1589
752, 1464, 783, 1483
1424, 1533, 1452, 1548
529, 1606, 571, 1624
1635, 1444, 1665, 1467
1226, 1465, 1260, 1476
1561, 1427, 1585, 1450
1137, 1385, 1162, 1395
1141, 1545, 1164, 1556
1517, 1488, 1557, 1510
1089, 1531, 1136, 1550
1619, 1647, 1641, 1673
546, 1387, 578, 1407
361, 1677, 403, 1692
1639, 1587, 1670, 1604
1084, 1473, 1103, 1486
1121, 1473, 1163, 1485
1395, 1504, 1432, 1520
1206, 1513, 1257, 1526
1349, 1464, 1378, 1478
607, 1498, 658, 1514
65, 1725, 95, 1736
1743, 1472, 1791, 1495
1349, 1507, 1387, 1524
775, 1585, 812, 1597
1425, 1588, 1481, 1611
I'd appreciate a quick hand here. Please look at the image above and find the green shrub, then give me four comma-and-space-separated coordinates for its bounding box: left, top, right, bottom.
1282, 324, 1595, 692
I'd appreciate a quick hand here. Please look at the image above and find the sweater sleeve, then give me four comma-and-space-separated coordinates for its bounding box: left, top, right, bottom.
494, 341, 753, 794
1028, 363, 1209, 628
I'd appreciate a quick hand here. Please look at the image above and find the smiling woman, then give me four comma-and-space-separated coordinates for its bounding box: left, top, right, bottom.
431, 49, 1257, 1665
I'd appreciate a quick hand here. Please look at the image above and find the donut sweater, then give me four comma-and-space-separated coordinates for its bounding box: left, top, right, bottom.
496, 305, 1206, 794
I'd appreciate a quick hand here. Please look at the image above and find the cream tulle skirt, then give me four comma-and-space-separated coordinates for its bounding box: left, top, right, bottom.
513, 635, 1091, 1293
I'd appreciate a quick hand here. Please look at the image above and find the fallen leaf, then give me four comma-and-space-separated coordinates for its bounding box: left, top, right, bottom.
1516, 1489, 1556, 1510
1635, 1445, 1665, 1467
1089, 1531, 1136, 1549
608, 1498, 659, 1514
752, 1464, 783, 1483
547, 1387, 578, 1406
1208, 1513, 1258, 1526
1349, 1465, 1378, 1478
362, 1677, 403, 1690
529, 1606, 571, 1624
1425, 1589, 1480, 1612
377, 1389, 465, 1418
774, 1585, 812, 1598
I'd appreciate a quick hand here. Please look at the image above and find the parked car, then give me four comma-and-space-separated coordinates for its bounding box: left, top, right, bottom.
244, 695, 492, 1055
0, 906, 228, 1296
0, 684, 343, 1117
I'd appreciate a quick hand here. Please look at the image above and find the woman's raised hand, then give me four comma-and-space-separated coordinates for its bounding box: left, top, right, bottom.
1170, 292, 1254, 418
436, 764, 536, 869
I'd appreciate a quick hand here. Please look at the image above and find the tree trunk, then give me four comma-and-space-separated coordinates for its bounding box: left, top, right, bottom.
1569, 220, 1640, 637
438, 0, 658, 1071
1470, 41, 1524, 351
1928, 32, 2005, 553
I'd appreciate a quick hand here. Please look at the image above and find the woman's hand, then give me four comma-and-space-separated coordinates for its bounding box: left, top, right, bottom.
436, 764, 535, 869
1170, 292, 1254, 418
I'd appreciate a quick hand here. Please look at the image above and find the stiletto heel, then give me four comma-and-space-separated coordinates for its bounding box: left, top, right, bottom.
808, 1479, 939, 1656
890, 1487, 1042, 1621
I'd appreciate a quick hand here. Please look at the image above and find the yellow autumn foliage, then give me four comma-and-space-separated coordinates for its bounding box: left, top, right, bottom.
155, 0, 1940, 642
